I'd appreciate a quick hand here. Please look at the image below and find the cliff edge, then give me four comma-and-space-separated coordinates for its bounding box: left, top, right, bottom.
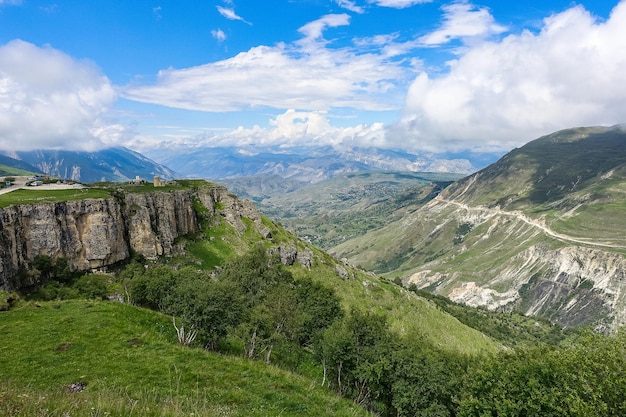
0, 184, 265, 291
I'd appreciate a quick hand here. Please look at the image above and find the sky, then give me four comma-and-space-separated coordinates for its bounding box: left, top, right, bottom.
0, 0, 625, 155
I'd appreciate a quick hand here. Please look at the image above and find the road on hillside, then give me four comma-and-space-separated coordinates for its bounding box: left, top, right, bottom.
434, 196, 626, 251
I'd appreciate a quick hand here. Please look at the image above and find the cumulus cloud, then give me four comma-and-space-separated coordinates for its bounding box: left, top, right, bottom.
138, 109, 387, 151
123, 15, 411, 112
0, 40, 125, 151
391, 1, 626, 152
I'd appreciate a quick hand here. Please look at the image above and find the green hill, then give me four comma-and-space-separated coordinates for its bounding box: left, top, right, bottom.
0, 300, 369, 417
331, 126, 626, 331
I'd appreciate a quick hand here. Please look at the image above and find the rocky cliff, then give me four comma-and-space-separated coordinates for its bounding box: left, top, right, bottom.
404, 202, 626, 331
0, 185, 266, 292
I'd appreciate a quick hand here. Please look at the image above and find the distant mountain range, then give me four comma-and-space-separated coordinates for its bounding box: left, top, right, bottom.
0, 144, 499, 185
143, 145, 499, 182
0, 147, 175, 183
329, 125, 626, 332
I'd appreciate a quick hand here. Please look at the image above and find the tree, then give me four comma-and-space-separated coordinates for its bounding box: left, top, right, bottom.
390, 341, 466, 417
128, 267, 176, 309
294, 277, 343, 347
217, 244, 292, 307
457, 333, 626, 417
316, 308, 396, 413
31, 255, 54, 282
164, 274, 244, 350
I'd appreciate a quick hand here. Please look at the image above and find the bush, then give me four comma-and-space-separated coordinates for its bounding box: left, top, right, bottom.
0, 290, 19, 311
73, 274, 109, 300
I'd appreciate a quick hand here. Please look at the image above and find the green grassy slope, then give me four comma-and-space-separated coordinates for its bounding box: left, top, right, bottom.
167, 211, 501, 355
288, 251, 498, 354
0, 300, 370, 417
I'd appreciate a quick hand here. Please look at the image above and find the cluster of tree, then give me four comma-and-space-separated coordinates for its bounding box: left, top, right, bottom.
120, 245, 626, 416
125, 245, 342, 362
318, 310, 626, 416
17, 247, 626, 415
15, 255, 110, 301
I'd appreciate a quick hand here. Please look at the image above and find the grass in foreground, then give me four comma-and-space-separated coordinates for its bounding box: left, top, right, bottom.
0, 300, 369, 417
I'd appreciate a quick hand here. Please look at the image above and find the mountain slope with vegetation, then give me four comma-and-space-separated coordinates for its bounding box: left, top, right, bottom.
331, 126, 626, 331
257, 171, 461, 249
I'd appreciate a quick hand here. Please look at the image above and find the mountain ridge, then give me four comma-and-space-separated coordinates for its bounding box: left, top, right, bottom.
330, 125, 626, 331
143, 144, 495, 182
0, 147, 175, 183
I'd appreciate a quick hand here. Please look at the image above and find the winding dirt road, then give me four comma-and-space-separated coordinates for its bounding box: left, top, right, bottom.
435, 196, 626, 251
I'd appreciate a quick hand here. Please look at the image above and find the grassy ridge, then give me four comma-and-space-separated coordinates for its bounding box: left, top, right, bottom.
0, 188, 112, 208
0, 300, 369, 417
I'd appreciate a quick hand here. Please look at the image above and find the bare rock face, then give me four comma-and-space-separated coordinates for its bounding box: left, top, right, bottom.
410, 244, 626, 332
0, 185, 269, 292
124, 191, 198, 258
0, 199, 129, 283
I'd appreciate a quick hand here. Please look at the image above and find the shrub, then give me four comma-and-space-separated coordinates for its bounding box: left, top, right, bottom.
73, 274, 109, 300
0, 290, 19, 311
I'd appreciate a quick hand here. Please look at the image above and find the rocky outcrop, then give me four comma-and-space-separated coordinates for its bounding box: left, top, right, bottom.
124, 191, 198, 258
410, 242, 626, 332
0, 185, 267, 292
0, 199, 129, 282
270, 243, 313, 268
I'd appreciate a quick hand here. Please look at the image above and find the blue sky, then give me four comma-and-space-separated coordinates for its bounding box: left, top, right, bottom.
0, 0, 624, 155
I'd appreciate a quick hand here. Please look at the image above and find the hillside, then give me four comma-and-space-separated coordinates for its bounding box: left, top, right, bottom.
0, 154, 41, 176
0, 300, 369, 417
331, 126, 626, 332
0, 178, 504, 416
258, 171, 461, 249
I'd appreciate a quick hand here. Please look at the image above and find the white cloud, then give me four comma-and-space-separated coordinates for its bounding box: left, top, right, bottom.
298, 13, 350, 40
391, 1, 626, 152
419, 2, 507, 46
123, 15, 412, 113
0, 40, 125, 151
216, 6, 251, 25
334, 0, 365, 14
139, 109, 387, 150
368, 0, 431, 9
0, 0, 22, 6
212, 28, 227, 42
153, 6, 162, 20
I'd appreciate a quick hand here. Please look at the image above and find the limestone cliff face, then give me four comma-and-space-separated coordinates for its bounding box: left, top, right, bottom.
0, 185, 265, 292
124, 191, 198, 258
0, 198, 128, 288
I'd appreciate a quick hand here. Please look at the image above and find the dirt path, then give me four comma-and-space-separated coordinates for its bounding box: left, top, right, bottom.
436, 196, 626, 250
